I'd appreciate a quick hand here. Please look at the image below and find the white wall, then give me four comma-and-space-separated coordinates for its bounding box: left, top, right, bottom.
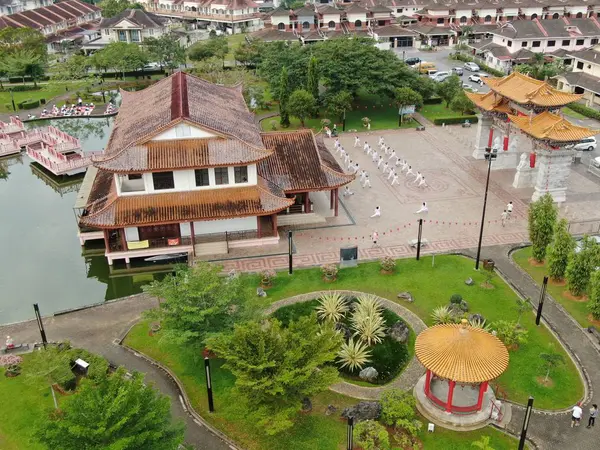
153, 123, 216, 140
193, 217, 257, 235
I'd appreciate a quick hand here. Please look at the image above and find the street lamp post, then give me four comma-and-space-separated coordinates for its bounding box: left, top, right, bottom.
346, 416, 354, 450
204, 357, 215, 412
518, 397, 534, 450
475, 145, 496, 270
536, 276, 548, 325
10, 89, 16, 112
33, 303, 48, 348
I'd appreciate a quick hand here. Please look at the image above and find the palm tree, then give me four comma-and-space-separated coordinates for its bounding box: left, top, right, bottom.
515, 298, 531, 325
337, 338, 372, 371
471, 436, 495, 450
459, 25, 474, 45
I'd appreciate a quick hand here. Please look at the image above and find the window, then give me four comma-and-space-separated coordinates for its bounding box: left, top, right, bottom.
576, 12, 583, 18
508, 40, 512, 47
149, 28, 154, 36
577, 61, 584, 69
104, 28, 110, 35
118, 30, 127, 41
562, 39, 570, 46
484, 15, 492, 23
460, 16, 467, 24
130, 29, 140, 42
437, 18, 444, 24
152, 171, 174, 190
355, 20, 362, 28
592, 38, 599, 45
552, 13, 559, 19
214, 167, 229, 185
576, 39, 585, 45
522, 41, 527, 47
234, 166, 248, 183
547, 40, 556, 47
194, 169, 210, 187
302, 21, 310, 29
128, 173, 142, 180
328, 20, 335, 28
531, 14, 537, 19
532, 41, 541, 47
277, 22, 285, 30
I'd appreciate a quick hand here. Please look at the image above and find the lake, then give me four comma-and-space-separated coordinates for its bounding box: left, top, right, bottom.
0, 117, 168, 325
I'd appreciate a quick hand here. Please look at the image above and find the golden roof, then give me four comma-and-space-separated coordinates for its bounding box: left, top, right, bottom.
484, 71, 582, 107
508, 111, 599, 142
415, 321, 509, 383
465, 91, 511, 114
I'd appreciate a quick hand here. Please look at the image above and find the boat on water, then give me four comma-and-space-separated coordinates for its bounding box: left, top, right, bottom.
144, 253, 188, 263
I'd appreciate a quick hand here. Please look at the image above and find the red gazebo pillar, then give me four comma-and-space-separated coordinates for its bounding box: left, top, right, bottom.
487, 127, 494, 148
424, 369, 432, 396
476, 381, 489, 411
445, 380, 456, 412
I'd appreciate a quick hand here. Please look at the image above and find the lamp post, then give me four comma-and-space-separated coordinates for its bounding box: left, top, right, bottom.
475, 144, 496, 270
518, 397, 534, 450
416, 218, 423, 261
536, 276, 548, 325
346, 416, 354, 450
33, 303, 48, 348
204, 357, 215, 412
10, 89, 16, 112
342, 108, 346, 132
288, 230, 293, 275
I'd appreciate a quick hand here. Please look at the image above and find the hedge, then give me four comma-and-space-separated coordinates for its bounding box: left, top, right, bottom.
423, 97, 443, 105
433, 115, 478, 125
566, 102, 600, 120
450, 53, 505, 77
0, 85, 41, 92
8, 76, 50, 83
18, 99, 40, 110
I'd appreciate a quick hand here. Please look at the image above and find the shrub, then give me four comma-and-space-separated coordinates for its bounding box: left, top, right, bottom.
0, 354, 23, 367
431, 305, 454, 324
547, 218, 575, 281
450, 294, 463, 304
271, 299, 319, 326
316, 292, 348, 323
362, 117, 371, 127
433, 115, 479, 125
0, 84, 41, 92
260, 269, 276, 286
321, 263, 338, 280
19, 99, 40, 110
352, 313, 386, 346
354, 420, 390, 450
493, 320, 528, 350
337, 338, 372, 371
566, 236, 600, 296
269, 120, 277, 130
380, 256, 396, 272
380, 388, 417, 427
566, 102, 600, 120
588, 270, 600, 320
354, 294, 384, 318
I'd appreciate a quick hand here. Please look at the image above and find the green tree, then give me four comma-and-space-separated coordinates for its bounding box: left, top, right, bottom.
142, 261, 247, 345
279, 66, 291, 127
566, 236, 600, 296
0, 49, 45, 86
287, 89, 316, 127
514, 298, 531, 325
546, 218, 575, 281
306, 56, 319, 105
144, 34, 186, 73
100, 41, 149, 78
38, 368, 184, 450
380, 389, 420, 437
207, 314, 342, 435
394, 87, 422, 124
325, 90, 353, 122
234, 40, 263, 66
25, 345, 75, 409
527, 193, 558, 262
450, 91, 475, 115
436, 74, 462, 107
0, 27, 47, 60
51, 54, 92, 81
354, 420, 390, 450
539, 348, 565, 383
472, 436, 495, 450
98, 0, 143, 18
187, 36, 228, 61
410, 75, 437, 101
493, 320, 528, 349
588, 270, 600, 320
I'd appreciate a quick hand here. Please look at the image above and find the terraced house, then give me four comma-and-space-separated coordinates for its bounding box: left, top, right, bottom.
0, 0, 54, 17
78, 71, 353, 264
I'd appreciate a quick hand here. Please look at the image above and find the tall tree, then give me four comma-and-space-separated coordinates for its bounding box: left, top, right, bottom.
98, 0, 143, 19
142, 261, 247, 345
588, 270, 600, 320
234, 40, 263, 66
279, 66, 291, 127
38, 368, 184, 450
436, 75, 462, 107
566, 236, 600, 296
51, 54, 92, 81
410, 75, 437, 101
0, 49, 45, 85
207, 314, 342, 435
287, 89, 316, 127
98, 42, 148, 78
394, 87, 422, 124
187, 36, 228, 62
306, 56, 319, 104
546, 218, 575, 281
25, 345, 75, 409
325, 90, 353, 122
144, 34, 186, 73
450, 92, 475, 115
527, 193, 558, 262
0, 27, 47, 60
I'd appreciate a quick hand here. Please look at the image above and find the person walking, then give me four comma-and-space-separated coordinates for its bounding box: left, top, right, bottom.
362, 174, 372, 188
417, 176, 428, 189
371, 230, 380, 248
572, 402, 583, 428
370, 206, 381, 218
501, 209, 508, 227
506, 201, 513, 218
415, 202, 429, 215
391, 172, 400, 186
587, 404, 598, 429
354, 136, 361, 148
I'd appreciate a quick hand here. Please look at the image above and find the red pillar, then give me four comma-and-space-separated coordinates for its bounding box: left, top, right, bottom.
304, 192, 310, 213
272, 213, 278, 237
487, 127, 494, 148
445, 380, 456, 412
120, 228, 127, 251
503, 135, 509, 151
257, 216, 262, 238
334, 188, 339, 217
476, 381, 489, 411
425, 369, 432, 396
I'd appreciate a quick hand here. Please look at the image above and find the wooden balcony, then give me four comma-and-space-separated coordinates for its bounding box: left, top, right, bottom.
145, 7, 261, 22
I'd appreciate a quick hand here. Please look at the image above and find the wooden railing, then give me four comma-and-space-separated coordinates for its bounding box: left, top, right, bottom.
145, 7, 261, 21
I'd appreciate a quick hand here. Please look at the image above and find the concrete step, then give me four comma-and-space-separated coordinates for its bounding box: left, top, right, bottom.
195, 241, 228, 256
277, 213, 327, 227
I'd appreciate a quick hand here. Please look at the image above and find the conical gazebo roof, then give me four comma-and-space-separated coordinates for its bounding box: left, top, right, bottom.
415, 320, 509, 384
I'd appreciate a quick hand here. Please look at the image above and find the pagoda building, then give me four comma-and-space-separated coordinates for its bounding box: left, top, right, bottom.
466, 71, 596, 202
78, 71, 353, 265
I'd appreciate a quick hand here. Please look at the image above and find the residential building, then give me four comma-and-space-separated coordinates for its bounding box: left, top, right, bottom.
78, 71, 353, 264
0, 0, 53, 16
0, 0, 101, 53
556, 45, 600, 107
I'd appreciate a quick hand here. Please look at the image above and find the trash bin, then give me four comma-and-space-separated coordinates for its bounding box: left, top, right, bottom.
483, 259, 495, 271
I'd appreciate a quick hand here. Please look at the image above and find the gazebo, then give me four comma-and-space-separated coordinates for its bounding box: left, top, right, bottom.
414, 320, 509, 426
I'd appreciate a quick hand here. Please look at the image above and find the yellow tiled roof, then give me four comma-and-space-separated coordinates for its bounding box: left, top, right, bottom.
415, 322, 509, 383
508, 111, 599, 142
484, 71, 582, 107
465, 91, 511, 114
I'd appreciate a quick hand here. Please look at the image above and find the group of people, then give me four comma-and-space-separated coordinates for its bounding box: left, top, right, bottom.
572, 402, 597, 429
41, 102, 97, 118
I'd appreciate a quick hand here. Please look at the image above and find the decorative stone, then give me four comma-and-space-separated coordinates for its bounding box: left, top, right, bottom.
469, 313, 485, 323
388, 321, 410, 344
397, 291, 414, 303
256, 287, 267, 297
335, 322, 352, 340
325, 404, 338, 416
460, 300, 469, 312
301, 397, 312, 412
359, 367, 379, 382
341, 401, 382, 422
465, 277, 474, 286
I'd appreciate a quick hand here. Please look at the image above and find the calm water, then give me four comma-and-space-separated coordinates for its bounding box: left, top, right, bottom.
0, 117, 167, 325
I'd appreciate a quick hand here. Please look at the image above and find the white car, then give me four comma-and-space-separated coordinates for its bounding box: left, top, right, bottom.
468, 74, 483, 84
592, 156, 600, 168
464, 62, 480, 71
573, 136, 597, 151
462, 82, 478, 92
431, 71, 450, 82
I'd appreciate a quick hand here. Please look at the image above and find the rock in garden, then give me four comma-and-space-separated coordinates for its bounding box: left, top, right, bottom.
469, 313, 485, 323
341, 401, 382, 422
359, 367, 379, 382
256, 287, 267, 297
302, 397, 312, 412
325, 405, 338, 416
460, 300, 469, 312
465, 277, 474, 286
397, 292, 414, 303
447, 303, 464, 317
388, 321, 410, 344
335, 322, 353, 340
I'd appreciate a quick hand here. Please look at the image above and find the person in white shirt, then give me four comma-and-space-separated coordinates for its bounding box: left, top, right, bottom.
371, 230, 380, 248
347, 160, 354, 172
359, 170, 368, 183
506, 201, 513, 218
382, 162, 390, 174
501, 210, 508, 227
362, 174, 372, 188
354, 136, 361, 147
363, 141, 369, 153
378, 136, 384, 147
352, 163, 360, 174
334, 138, 340, 150
413, 171, 423, 184
343, 185, 354, 196
405, 166, 414, 177
367, 145, 373, 156
344, 152, 351, 165
417, 177, 428, 189
572, 402, 583, 427
372, 150, 379, 163
370, 206, 381, 218
387, 168, 395, 180
391, 172, 400, 186
415, 202, 429, 215
400, 160, 409, 172
389, 150, 398, 163
377, 156, 385, 169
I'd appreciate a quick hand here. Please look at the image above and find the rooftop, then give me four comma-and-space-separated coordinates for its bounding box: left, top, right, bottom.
100, 9, 167, 29
464, 91, 512, 114
490, 18, 600, 40
560, 70, 600, 95
507, 110, 599, 142
0, 0, 99, 30
568, 47, 600, 64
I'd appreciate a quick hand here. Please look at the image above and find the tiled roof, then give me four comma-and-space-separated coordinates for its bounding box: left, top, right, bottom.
80, 176, 294, 228
301, 30, 326, 41
464, 91, 511, 114
508, 110, 599, 142
0, 0, 98, 30
317, 5, 341, 15
344, 3, 368, 13
484, 71, 582, 107
560, 71, 600, 95
415, 322, 509, 383
373, 25, 416, 37
491, 18, 600, 40
258, 130, 354, 192
367, 5, 392, 13
94, 138, 273, 173
568, 48, 600, 64
250, 28, 299, 41
294, 6, 316, 16
105, 71, 265, 156
408, 24, 455, 36
100, 9, 167, 29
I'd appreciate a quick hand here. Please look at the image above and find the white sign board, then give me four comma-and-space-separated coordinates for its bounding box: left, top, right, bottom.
399, 105, 416, 115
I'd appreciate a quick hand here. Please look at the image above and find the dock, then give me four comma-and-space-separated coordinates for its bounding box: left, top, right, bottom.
74, 166, 105, 244
0, 117, 25, 158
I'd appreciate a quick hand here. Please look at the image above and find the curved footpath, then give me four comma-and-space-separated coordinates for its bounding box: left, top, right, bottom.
1, 243, 599, 449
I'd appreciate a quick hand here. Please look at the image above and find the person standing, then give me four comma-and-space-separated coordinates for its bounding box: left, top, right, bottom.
391, 172, 400, 186
378, 136, 384, 147
506, 201, 513, 218
415, 202, 429, 215
387, 168, 395, 181
371, 230, 380, 248
417, 177, 428, 189
587, 404, 598, 429
355, 136, 361, 147
405, 165, 414, 178
389, 150, 398, 163
501, 209, 508, 227
362, 174, 372, 188
370, 206, 381, 218
343, 185, 354, 196
572, 402, 583, 427
364, 141, 369, 153
413, 171, 423, 184
359, 170, 367, 183
382, 162, 390, 174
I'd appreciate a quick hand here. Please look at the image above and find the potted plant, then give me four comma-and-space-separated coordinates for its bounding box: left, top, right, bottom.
362, 117, 371, 128
321, 263, 339, 282
380, 256, 396, 274
260, 269, 276, 288
5, 364, 21, 377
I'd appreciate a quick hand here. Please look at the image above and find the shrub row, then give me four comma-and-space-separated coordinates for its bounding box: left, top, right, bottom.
423, 97, 443, 105
433, 115, 479, 125
566, 102, 600, 120
18, 99, 40, 110
0, 84, 41, 92
450, 53, 505, 77
7, 76, 50, 83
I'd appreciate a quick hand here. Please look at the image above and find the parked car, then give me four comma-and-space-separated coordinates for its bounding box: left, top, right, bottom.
430, 71, 450, 81
425, 69, 438, 76
478, 72, 490, 78
468, 74, 483, 84
418, 62, 437, 73
452, 67, 464, 75
464, 62, 480, 71
462, 82, 478, 92
593, 156, 600, 168
573, 136, 597, 151
405, 57, 421, 66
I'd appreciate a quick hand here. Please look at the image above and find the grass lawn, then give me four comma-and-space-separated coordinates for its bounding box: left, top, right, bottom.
224, 33, 248, 62
418, 424, 525, 449
0, 361, 55, 450
562, 106, 588, 120
512, 246, 592, 328
420, 102, 474, 122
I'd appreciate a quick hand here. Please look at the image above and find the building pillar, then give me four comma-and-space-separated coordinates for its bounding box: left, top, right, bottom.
334, 188, 339, 216
476, 381, 489, 411
531, 147, 574, 203
304, 192, 310, 213
272, 213, 278, 237
120, 228, 127, 251
190, 222, 196, 256
257, 216, 262, 238
472, 114, 494, 159
329, 189, 334, 209
445, 380, 456, 413
103, 230, 110, 253
424, 369, 432, 396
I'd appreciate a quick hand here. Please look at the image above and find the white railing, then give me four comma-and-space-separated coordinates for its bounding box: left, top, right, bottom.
26, 148, 101, 175
0, 141, 20, 156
